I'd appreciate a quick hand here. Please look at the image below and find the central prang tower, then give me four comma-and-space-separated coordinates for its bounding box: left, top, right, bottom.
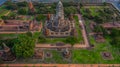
44, 1, 75, 37
56, 1, 64, 20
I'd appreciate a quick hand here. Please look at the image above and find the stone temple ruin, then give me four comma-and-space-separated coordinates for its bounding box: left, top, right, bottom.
28, 0, 36, 14
44, 1, 75, 37
0, 20, 42, 32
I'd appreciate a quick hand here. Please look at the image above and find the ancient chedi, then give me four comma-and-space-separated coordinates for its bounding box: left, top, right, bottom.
1, 43, 16, 61
44, 1, 75, 37
28, 0, 35, 14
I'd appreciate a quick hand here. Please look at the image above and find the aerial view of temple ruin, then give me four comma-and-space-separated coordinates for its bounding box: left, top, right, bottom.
44, 1, 75, 37
0, 0, 120, 67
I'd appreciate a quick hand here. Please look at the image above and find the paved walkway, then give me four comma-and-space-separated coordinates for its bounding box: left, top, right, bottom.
0, 30, 42, 34
4, 11, 10, 16
78, 14, 90, 47
36, 44, 87, 48
0, 64, 120, 67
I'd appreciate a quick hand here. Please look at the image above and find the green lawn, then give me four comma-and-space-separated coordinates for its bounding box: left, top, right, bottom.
32, 39, 120, 64
45, 38, 66, 44
72, 6, 120, 64
72, 43, 120, 64
0, 33, 24, 40
74, 15, 83, 43
44, 49, 70, 64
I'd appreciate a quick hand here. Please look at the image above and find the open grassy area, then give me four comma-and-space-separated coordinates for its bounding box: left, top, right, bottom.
41, 36, 120, 64
72, 37, 120, 64
72, 5, 120, 64
45, 38, 66, 44
74, 15, 83, 43
5, 41, 119, 64
0, 33, 24, 40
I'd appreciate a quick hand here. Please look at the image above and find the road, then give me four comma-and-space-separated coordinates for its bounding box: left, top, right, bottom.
78, 14, 90, 47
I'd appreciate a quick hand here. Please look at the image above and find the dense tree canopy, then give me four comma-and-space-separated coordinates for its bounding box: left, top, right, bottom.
0, 38, 18, 48
110, 29, 120, 49
18, 8, 27, 15
64, 6, 77, 16
17, 1, 27, 7
12, 34, 35, 58
1, 16, 9, 20
5, 1, 18, 10
36, 14, 46, 21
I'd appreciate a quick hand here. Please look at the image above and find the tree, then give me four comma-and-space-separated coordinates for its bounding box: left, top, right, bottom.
65, 36, 78, 46
103, 2, 107, 6
6, 2, 18, 10
9, 13, 17, 19
1, 16, 9, 20
26, 31, 33, 37
64, 6, 77, 16
79, 3, 83, 8
63, 2, 72, 7
110, 29, 120, 50
0, 38, 18, 48
36, 14, 46, 21
94, 25, 103, 33
94, 16, 104, 24
12, 34, 35, 58
38, 36, 46, 43
18, 8, 27, 15
17, 1, 27, 7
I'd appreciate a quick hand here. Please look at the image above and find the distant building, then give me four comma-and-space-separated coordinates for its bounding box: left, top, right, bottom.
11, 0, 119, 3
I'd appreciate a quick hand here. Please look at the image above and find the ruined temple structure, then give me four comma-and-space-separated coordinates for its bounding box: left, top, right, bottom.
44, 1, 75, 37
34, 49, 44, 60
63, 48, 71, 59
28, 0, 35, 14
0, 20, 42, 32
0, 43, 16, 61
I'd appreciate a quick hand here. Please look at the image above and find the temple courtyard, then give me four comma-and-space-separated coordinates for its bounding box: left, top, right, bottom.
0, 0, 120, 64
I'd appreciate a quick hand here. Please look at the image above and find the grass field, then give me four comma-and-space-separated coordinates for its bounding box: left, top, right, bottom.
74, 15, 83, 43
6, 40, 120, 64
42, 36, 120, 64
71, 6, 120, 64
